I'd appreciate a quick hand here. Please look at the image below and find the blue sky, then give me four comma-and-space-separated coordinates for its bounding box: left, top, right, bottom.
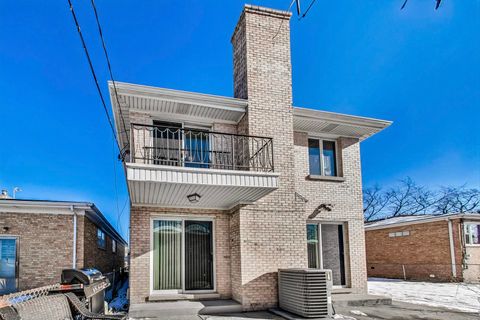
1, 0, 479, 240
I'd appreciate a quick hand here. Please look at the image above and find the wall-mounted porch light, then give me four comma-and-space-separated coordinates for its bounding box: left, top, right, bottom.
187, 193, 201, 203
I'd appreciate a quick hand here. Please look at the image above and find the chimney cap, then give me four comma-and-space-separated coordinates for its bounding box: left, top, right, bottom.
243, 4, 293, 18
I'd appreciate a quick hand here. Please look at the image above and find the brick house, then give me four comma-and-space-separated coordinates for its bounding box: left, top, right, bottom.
0, 199, 127, 294
365, 213, 480, 283
109, 5, 391, 310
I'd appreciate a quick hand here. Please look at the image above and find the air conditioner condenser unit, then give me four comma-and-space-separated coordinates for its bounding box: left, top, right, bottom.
278, 268, 333, 318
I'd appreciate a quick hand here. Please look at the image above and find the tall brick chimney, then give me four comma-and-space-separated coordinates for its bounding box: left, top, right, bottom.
230, 5, 307, 310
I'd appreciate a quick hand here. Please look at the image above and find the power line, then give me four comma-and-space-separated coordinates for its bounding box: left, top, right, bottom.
299, 0, 317, 20
272, 0, 297, 41
89, 0, 130, 156
66, 0, 122, 152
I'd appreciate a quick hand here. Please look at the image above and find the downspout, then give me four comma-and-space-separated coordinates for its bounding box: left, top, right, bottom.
71, 205, 77, 269
447, 219, 457, 279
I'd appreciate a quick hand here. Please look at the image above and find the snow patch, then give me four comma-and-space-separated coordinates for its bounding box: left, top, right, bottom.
368, 278, 480, 313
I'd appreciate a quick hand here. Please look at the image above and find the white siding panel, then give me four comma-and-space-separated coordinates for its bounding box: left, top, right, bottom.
126, 164, 279, 208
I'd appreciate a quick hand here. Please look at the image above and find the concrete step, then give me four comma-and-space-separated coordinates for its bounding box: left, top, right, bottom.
332, 293, 392, 307
129, 299, 243, 319
148, 293, 221, 301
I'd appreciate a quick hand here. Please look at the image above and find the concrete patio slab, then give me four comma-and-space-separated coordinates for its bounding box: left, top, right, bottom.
332, 293, 392, 307
129, 300, 243, 319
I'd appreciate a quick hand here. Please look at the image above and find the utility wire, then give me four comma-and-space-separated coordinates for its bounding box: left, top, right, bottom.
66, 0, 122, 152
299, 0, 317, 20
272, 0, 297, 41
89, 0, 130, 155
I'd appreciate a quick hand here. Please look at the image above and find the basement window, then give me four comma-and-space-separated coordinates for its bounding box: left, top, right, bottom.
388, 231, 410, 238
464, 223, 480, 245
97, 228, 106, 249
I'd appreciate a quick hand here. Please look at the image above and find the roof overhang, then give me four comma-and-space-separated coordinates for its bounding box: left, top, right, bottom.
0, 199, 127, 246
109, 81, 247, 151
293, 107, 392, 141
365, 213, 480, 231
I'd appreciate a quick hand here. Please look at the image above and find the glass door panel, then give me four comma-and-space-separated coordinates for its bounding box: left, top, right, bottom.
307, 224, 320, 268
153, 220, 182, 291
321, 224, 346, 286
0, 237, 17, 295
184, 130, 210, 168
185, 221, 213, 290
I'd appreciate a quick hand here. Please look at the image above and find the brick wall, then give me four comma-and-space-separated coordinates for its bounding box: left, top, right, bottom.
365, 219, 464, 281
0, 210, 125, 292
294, 133, 367, 292
0, 212, 78, 290
129, 206, 231, 303
231, 5, 308, 310
82, 218, 125, 274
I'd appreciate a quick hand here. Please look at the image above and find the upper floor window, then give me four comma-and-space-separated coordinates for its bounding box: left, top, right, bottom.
112, 239, 117, 253
308, 138, 337, 176
465, 223, 480, 245
97, 228, 106, 249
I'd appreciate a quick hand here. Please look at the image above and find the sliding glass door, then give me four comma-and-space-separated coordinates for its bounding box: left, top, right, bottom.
152, 218, 214, 293
306, 223, 346, 286
153, 220, 182, 291
185, 221, 213, 290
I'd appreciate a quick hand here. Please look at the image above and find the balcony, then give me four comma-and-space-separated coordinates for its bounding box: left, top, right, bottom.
125, 124, 279, 209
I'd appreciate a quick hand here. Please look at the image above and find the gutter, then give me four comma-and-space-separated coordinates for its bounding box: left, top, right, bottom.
447, 218, 457, 279
71, 205, 77, 269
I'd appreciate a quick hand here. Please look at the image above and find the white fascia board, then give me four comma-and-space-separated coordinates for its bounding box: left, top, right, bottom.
365, 214, 480, 231
294, 107, 392, 129
0, 201, 88, 215
126, 162, 280, 178
108, 81, 248, 112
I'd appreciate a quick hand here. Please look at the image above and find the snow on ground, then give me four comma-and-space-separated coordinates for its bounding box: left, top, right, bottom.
368, 278, 480, 313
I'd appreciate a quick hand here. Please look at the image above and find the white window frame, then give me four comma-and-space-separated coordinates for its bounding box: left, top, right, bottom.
97, 228, 106, 250
308, 137, 339, 177
149, 215, 216, 296
464, 223, 480, 246
306, 221, 349, 288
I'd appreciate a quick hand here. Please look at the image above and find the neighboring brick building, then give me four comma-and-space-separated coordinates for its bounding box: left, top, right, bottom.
108, 5, 391, 310
0, 199, 127, 294
365, 213, 480, 283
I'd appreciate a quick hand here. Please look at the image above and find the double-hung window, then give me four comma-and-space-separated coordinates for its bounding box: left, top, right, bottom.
97, 229, 106, 249
308, 138, 337, 176
464, 223, 480, 245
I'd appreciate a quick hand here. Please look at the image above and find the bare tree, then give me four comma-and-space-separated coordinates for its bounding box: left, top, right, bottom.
363, 185, 392, 221
386, 177, 435, 217
434, 186, 480, 214
363, 179, 479, 222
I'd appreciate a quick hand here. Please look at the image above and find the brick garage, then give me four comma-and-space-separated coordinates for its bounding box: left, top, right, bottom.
365, 214, 480, 282
0, 199, 126, 293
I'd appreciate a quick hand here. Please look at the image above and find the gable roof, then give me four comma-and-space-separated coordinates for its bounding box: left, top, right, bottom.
365, 213, 480, 231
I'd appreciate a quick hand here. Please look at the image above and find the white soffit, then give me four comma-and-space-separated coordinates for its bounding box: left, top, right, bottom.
293, 107, 392, 141
108, 81, 247, 149
126, 163, 279, 209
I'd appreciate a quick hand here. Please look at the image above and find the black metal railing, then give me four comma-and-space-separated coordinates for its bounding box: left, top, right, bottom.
130, 123, 274, 172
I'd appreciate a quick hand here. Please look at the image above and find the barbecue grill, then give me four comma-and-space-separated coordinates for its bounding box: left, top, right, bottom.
59, 268, 110, 314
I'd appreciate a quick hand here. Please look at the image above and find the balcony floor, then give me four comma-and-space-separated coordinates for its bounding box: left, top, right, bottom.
126, 162, 279, 209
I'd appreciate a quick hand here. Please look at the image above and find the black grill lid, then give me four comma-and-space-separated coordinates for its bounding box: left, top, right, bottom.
61, 268, 104, 285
